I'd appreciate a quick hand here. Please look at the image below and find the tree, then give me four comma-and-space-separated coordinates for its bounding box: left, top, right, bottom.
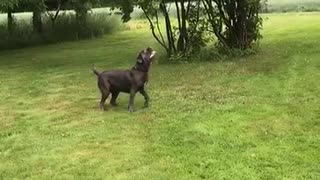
99, 0, 134, 22
202, 0, 263, 50
70, 0, 91, 23
17, 0, 47, 33
136, 0, 264, 58
32, 1, 46, 33
138, 0, 206, 58
0, 0, 20, 34
45, 0, 64, 27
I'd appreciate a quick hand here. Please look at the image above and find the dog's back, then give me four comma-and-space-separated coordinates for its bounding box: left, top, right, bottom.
94, 69, 146, 93
100, 70, 132, 93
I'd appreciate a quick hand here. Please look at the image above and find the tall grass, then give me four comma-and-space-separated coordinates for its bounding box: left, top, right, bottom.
0, 12, 122, 50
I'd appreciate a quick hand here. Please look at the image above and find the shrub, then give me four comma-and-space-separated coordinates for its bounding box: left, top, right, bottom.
0, 12, 121, 50
203, 0, 263, 51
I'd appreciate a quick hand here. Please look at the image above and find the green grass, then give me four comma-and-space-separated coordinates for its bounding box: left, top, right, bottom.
267, 0, 320, 12
0, 12, 320, 179
269, 0, 320, 4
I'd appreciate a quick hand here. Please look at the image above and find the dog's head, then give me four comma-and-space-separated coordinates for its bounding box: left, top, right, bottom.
136, 47, 156, 64
134, 47, 156, 72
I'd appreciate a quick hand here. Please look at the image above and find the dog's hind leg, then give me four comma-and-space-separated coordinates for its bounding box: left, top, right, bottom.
98, 78, 110, 111
100, 92, 109, 111
110, 91, 120, 106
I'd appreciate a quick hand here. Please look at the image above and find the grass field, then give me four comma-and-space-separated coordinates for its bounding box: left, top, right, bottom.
0, 13, 320, 179
267, 0, 320, 12
268, 0, 320, 5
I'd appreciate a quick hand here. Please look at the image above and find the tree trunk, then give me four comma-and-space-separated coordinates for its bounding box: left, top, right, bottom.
33, 10, 43, 33
48, 0, 62, 28
76, 11, 87, 24
175, 1, 184, 52
180, 0, 188, 52
160, 1, 176, 55
7, 9, 14, 34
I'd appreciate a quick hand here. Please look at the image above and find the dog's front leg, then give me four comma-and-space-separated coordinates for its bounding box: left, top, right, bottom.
139, 89, 150, 108
128, 89, 136, 113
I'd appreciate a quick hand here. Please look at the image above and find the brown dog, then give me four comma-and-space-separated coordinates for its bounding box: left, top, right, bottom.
93, 47, 156, 112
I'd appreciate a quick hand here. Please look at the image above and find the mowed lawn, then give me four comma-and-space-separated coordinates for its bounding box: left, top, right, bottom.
0, 13, 319, 179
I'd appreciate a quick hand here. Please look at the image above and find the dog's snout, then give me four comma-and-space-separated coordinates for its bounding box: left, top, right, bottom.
150, 51, 156, 59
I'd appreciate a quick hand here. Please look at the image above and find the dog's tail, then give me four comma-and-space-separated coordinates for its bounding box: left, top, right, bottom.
92, 65, 100, 76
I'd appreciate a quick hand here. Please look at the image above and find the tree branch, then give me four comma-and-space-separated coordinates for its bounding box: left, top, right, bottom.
141, 6, 168, 51
155, 10, 166, 45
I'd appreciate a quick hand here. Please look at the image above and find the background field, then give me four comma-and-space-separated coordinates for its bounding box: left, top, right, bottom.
267, 0, 320, 12
1, 0, 320, 51
1, 0, 320, 22
0, 12, 319, 179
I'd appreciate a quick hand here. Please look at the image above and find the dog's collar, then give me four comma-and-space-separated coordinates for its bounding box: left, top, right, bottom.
132, 65, 149, 73
133, 59, 149, 72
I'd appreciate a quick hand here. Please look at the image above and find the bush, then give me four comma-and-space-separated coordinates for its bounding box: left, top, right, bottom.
203, 0, 263, 51
0, 12, 121, 50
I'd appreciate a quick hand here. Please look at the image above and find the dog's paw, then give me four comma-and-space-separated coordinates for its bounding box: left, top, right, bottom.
100, 105, 106, 111
128, 107, 134, 113
110, 103, 118, 107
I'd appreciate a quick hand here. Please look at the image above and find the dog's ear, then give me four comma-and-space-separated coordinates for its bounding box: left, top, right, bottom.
136, 50, 144, 63
136, 50, 142, 58
146, 47, 153, 53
